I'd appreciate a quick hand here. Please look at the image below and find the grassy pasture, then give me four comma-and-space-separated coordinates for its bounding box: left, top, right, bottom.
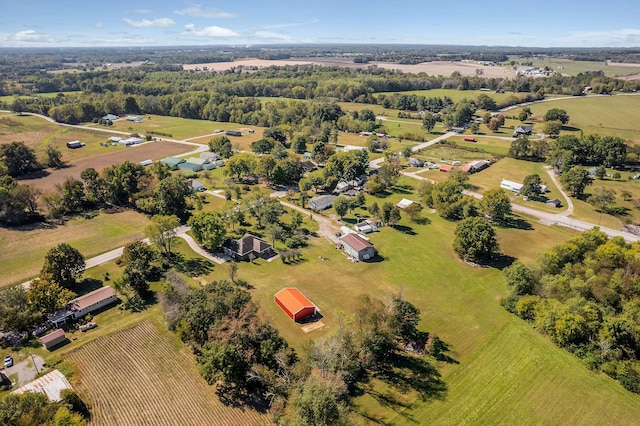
524, 58, 640, 78
508, 94, 640, 143
0, 210, 149, 288
446, 135, 512, 155
0, 91, 81, 103
375, 88, 516, 103
66, 321, 268, 426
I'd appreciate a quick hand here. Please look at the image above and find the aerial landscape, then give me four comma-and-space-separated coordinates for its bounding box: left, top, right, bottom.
4, 1, 640, 425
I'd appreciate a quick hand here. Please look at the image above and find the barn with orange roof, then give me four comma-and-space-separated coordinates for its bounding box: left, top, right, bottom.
274, 288, 317, 322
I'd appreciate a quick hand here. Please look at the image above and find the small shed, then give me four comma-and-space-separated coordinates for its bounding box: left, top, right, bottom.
66, 140, 83, 149
463, 136, 477, 142
274, 288, 317, 322
340, 233, 377, 261
395, 198, 416, 210
139, 159, 152, 167
41, 329, 67, 350
546, 198, 561, 208
190, 179, 205, 192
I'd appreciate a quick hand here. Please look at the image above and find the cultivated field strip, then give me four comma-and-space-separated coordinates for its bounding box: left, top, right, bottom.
67, 321, 267, 426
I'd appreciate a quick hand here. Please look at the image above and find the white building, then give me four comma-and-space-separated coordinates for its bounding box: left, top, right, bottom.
500, 179, 524, 193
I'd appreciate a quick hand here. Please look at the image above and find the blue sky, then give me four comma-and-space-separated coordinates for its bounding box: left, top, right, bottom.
1, 1, 640, 48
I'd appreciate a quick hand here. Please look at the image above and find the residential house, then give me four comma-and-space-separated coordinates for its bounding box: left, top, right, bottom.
48, 286, 118, 328
408, 158, 425, 167
354, 220, 378, 234
102, 114, 119, 121
500, 179, 523, 193
513, 125, 533, 137
222, 233, 274, 261
301, 160, 317, 172
334, 181, 350, 194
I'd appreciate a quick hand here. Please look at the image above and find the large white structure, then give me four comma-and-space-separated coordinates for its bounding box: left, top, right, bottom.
500, 179, 523, 193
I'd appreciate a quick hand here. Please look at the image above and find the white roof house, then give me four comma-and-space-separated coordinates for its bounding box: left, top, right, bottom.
395, 198, 416, 209
12, 370, 72, 402
500, 179, 523, 193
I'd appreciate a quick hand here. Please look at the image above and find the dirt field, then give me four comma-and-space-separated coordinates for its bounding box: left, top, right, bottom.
183, 58, 516, 78
17, 141, 191, 192
67, 321, 267, 426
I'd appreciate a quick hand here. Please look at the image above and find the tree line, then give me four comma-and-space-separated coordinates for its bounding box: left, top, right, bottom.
502, 228, 640, 393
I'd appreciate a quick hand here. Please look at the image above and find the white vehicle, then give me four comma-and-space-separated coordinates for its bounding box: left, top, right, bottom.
4, 356, 13, 368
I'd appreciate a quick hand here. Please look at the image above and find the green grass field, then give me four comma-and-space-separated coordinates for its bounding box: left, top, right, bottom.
508, 94, 640, 143
375, 88, 517, 104
0, 210, 149, 288
524, 58, 640, 78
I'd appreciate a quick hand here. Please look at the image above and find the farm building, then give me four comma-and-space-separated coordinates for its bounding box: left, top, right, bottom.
354, 220, 378, 234
48, 287, 118, 328
12, 370, 72, 401
66, 140, 84, 149
177, 161, 202, 172
119, 137, 143, 147
546, 198, 561, 208
463, 136, 477, 142
222, 233, 274, 261
40, 329, 67, 350
140, 159, 153, 167
396, 198, 417, 210
439, 164, 453, 172
108, 136, 121, 143
187, 157, 216, 170
309, 195, 336, 211
70, 286, 118, 319
274, 288, 317, 322
513, 125, 533, 137
189, 179, 205, 192
461, 159, 490, 173
408, 158, 425, 167
500, 179, 523, 193
339, 233, 377, 261
225, 130, 242, 137
102, 114, 119, 121
200, 152, 220, 161
126, 115, 143, 122
161, 157, 185, 170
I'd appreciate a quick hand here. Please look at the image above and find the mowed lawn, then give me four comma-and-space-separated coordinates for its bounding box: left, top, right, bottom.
0, 210, 149, 287
194, 198, 640, 424
66, 320, 268, 426
525, 58, 640, 78
509, 94, 640, 143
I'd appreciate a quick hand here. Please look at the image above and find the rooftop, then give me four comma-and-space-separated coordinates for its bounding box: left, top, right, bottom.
340, 233, 374, 252
275, 288, 315, 315
70, 286, 115, 312
12, 370, 72, 402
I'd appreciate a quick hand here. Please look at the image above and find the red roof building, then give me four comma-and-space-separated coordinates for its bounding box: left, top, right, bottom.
275, 288, 317, 322
439, 164, 453, 172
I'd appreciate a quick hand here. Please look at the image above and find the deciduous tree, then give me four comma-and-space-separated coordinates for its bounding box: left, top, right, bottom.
40, 243, 85, 288
144, 214, 180, 259
453, 217, 499, 262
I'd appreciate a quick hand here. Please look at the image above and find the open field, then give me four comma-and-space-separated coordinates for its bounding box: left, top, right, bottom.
524, 57, 640, 78
0, 210, 149, 288
0, 92, 81, 103
18, 140, 190, 192
67, 320, 268, 426
99, 114, 264, 143
375, 88, 517, 103
190, 184, 640, 424
182, 58, 517, 78
508, 94, 640, 143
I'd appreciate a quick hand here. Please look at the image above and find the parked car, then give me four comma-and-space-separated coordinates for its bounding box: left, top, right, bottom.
4, 356, 13, 368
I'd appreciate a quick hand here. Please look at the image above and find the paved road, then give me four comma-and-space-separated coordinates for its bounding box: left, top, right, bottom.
369, 131, 457, 169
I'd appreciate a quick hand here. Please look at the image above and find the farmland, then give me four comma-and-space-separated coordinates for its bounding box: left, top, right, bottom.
523, 57, 640, 78
67, 320, 268, 426
0, 209, 149, 288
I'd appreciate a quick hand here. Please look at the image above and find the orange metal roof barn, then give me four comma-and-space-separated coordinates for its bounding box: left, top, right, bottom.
275, 288, 317, 322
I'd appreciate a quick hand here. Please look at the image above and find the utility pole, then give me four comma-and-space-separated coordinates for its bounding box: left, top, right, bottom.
30, 352, 39, 375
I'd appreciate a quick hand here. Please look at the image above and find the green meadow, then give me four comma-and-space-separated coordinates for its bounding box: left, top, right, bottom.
524, 57, 640, 78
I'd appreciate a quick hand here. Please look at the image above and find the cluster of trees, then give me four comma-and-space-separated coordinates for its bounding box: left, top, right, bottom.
0, 389, 88, 426
419, 174, 504, 262
550, 133, 628, 172
0, 243, 84, 333
502, 228, 640, 393
160, 275, 436, 423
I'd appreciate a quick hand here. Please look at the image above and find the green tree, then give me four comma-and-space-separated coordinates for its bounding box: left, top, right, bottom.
561, 166, 592, 198
251, 138, 275, 154
509, 136, 531, 159
121, 241, 157, 279
594, 165, 607, 180
292, 134, 307, 153
521, 174, 543, 199
543, 121, 562, 137
544, 108, 570, 124
519, 107, 532, 122
224, 152, 257, 181
154, 175, 192, 220
44, 143, 64, 168
453, 217, 499, 262
470, 122, 480, 134
144, 215, 180, 259
588, 187, 616, 213
0, 141, 41, 177
480, 188, 512, 224
289, 376, 347, 426
422, 112, 437, 134
390, 298, 421, 343
208, 135, 233, 158
40, 243, 85, 288
265, 222, 284, 247
487, 114, 505, 132
333, 195, 350, 219
263, 127, 287, 144
0, 286, 40, 332
503, 261, 535, 295
404, 202, 423, 222
27, 279, 76, 315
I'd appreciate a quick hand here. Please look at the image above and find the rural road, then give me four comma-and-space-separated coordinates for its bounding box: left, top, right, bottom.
369, 131, 457, 169
2, 354, 45, 387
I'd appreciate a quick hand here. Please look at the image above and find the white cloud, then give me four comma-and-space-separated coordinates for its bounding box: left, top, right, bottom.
129, 9, 154, 14
91, 22, 104, 29
10, 30, 55, 43
264, 19, 319, 30
174, 5, 237, 19
122, 18, 175, 28
254, 30, 293, 42
182, 24, 237, 37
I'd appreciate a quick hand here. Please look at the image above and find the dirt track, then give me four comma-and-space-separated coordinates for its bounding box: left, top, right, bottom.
17, 141, 190, 192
